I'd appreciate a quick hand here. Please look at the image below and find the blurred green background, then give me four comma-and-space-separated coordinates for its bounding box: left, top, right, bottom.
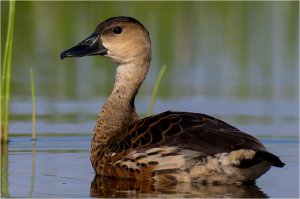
1, 1, 299, 136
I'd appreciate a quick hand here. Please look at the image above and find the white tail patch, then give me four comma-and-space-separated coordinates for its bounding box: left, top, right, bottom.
187, 149, 269, 183
220, 149, 256, 166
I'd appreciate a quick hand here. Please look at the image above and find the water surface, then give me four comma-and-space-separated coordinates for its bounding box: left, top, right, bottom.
3, 136, 298, 198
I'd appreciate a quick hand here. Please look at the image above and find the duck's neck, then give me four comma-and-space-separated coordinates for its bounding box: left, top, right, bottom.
93, 57, 150, 142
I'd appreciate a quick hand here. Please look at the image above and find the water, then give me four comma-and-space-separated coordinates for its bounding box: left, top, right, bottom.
1, 1, 299, 198
2, 136, 298, 198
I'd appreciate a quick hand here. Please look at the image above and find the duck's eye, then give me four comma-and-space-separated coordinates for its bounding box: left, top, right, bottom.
113, 26, 123, 34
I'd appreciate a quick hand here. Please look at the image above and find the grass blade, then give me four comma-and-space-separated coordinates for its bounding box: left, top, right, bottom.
30, 68, 36, 140
147, 64, 167, 116
1, 0, 16, 142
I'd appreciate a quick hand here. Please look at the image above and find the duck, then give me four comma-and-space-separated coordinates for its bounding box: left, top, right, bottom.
60, 16, 284, 184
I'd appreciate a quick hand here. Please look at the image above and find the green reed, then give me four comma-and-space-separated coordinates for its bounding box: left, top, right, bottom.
1, 0, 16, 143
30, 68, 36, 140
147, 64, 167, 116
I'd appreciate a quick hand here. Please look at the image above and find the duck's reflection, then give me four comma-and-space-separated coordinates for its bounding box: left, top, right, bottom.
90, 175, 268, 198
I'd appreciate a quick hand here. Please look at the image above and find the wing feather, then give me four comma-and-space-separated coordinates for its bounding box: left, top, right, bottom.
106, 111, 283, 167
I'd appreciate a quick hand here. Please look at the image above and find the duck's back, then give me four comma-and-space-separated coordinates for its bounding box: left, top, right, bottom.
92, 111, 284, 184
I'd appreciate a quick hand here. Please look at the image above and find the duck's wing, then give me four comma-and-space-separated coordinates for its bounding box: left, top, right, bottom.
108, 111, 284, 168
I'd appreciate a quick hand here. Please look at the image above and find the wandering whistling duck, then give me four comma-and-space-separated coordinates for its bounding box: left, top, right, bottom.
60, 16, 284, 184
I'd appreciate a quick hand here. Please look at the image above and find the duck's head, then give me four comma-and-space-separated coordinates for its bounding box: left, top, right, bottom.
60, 16, 151, 65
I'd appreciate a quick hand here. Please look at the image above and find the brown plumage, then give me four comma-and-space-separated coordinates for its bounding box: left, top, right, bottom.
61, 16, 284, 184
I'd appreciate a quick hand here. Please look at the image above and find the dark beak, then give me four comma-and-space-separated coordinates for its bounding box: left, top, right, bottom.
60, 33, 107, 60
